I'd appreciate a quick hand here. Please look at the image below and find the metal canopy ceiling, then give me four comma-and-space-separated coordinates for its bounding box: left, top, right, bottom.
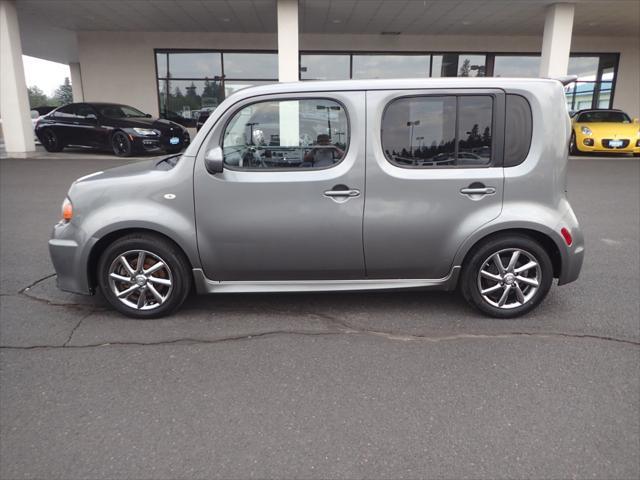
16, 0, 640, 36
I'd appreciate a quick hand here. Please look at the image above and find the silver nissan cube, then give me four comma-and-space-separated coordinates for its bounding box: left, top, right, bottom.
49, 78, 584, 319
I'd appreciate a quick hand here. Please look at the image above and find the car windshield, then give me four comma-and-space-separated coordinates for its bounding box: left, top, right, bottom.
577, 111, 631, 123
99, 105, 147, 118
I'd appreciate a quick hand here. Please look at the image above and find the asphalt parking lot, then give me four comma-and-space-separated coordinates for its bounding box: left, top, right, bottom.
0, 153, 638, 479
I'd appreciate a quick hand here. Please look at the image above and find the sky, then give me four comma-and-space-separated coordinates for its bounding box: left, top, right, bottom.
22, 55, 70, 97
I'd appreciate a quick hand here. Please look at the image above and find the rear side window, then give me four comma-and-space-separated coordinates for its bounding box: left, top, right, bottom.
382, 95, 493, 168
222, 98, 349, 170
504, 94, 532, 167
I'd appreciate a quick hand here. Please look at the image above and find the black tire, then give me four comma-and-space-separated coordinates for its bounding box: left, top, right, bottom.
569, 131, 580, 156
111, 131, 133, 157
97, 233, 192, 319
40, 128, 64, 152
460, 234, 553, 318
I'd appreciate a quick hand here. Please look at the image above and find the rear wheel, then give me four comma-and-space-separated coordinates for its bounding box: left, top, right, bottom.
41, 128, 64, 152
461, 234, 553, 318
112, 131, 133, 157
97, 234, 192, 318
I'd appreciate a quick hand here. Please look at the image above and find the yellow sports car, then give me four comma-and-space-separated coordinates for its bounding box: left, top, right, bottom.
570, 109, 640, 156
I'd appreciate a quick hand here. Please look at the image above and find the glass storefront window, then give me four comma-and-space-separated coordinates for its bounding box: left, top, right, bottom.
493, 56, 541, 77
431, 54, 457, 77
156, 50, 278, 124
155, 50, 618, 125
300, 55, 350, 80
168, 52, 222, 78
352, 55, 430, 79
156, 53, 168, 78
166, 79, 223, 113
457, 54, 486, 77
568, 56, 599, 81
223, 53, 278, 79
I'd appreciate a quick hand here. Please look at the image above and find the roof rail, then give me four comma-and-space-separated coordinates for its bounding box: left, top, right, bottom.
552, 75, 578, 86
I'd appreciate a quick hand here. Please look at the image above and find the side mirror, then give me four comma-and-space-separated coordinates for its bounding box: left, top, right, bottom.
633, 118, 639, 124
87, 113, 98, 123
145, 113, 152, 118
205, 147, 224, 174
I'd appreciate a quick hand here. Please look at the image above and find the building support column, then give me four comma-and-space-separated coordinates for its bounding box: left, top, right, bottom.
539, 3, 575, 78
277, 0, 299, 82
69, 62, 84, 102
0, 0, 36, 156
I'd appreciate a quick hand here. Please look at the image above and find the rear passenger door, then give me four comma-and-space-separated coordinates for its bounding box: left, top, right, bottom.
364, 89, 505, 279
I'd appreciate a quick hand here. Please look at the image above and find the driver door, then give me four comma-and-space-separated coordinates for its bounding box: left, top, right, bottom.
193, 91, 366, 281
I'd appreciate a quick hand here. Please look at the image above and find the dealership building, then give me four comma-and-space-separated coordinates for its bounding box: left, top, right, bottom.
1, 0, 638, 156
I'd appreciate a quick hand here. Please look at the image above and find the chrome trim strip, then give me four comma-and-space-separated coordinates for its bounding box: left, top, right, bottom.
192, 267, 460, 294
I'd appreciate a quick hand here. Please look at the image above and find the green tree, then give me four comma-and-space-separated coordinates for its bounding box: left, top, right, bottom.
27, 86, 49, 108
53, 77, 73, 105
482, 126, 491, 144
458, 59, 471, 77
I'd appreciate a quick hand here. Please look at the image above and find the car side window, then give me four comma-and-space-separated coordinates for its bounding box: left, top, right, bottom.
53, 105, 77, 120
75, 104, 97, 119
222, 98, 349, 170
382, 95, 493, 168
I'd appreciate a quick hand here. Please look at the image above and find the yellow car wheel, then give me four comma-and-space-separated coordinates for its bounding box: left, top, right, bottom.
569, 132, 580, 156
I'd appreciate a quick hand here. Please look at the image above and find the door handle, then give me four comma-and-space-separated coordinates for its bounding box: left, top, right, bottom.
460, 187, 496, 195
323, 189, 361, 198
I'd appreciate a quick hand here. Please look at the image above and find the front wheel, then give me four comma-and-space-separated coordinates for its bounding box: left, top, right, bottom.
569, 132, 580, 156
461, 234, 553, 318
97, 234, 192, 318
112, 131, 133, 157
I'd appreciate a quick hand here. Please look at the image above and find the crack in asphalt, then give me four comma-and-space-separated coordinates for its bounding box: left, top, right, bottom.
62, 309, 95, 347
5, 275, 638, 351
1, 321, 638, 350
18, 272, 57, 294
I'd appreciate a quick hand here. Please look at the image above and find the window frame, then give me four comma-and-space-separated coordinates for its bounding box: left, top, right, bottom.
217, 95, 352, 173
380, 90, 505, 169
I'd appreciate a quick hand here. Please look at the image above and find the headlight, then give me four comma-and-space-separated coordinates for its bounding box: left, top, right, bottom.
581, 126, 592, 135
61, 197, 73, 222
133, 128, 158, 136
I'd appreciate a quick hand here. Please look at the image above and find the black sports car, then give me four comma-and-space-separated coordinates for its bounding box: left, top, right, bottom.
35, 102, 190, 157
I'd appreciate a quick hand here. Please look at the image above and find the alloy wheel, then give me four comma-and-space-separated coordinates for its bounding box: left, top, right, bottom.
107, 250, 173, 311
476, 248, 542, 309
112, 133, 129, 155
43, 130, 57, 149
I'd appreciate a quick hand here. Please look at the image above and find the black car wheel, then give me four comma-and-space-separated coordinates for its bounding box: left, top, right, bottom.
97, 233, 192, 319
569, 132, 580, 156
41, 128, 64, 152
461, 234, 553, 318
112, 131, 133, 157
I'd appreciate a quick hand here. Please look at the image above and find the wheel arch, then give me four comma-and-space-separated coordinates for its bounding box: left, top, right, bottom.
87, 227, 193, 291
459, 227, 562, 279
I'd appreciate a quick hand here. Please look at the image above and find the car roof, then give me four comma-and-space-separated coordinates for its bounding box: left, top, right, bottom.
231, 77, 564, 97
